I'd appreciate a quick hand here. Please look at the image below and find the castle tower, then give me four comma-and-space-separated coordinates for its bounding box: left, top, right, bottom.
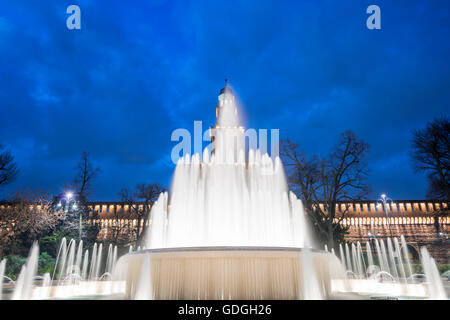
210, 79, 244, 161
216, 79, 235, 122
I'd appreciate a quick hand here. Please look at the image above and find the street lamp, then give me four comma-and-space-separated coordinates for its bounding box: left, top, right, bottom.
438, 232, 448, 241
367, 231, 376, 246
377, 193, 394, 238
60, 191, 82, 241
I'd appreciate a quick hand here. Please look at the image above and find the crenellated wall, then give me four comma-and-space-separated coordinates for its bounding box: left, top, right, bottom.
320, 200, 449, 227
85, 200, 449, 263
1, 200, 448, 263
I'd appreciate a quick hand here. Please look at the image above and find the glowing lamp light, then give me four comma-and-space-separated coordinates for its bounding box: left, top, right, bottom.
72, 204, 78, 210
381, 193, 386, 200
66, 192, 73, 200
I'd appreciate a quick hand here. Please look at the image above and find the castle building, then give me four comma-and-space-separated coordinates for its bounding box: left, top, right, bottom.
80, 199, 449, 263
1, 83, 447, 263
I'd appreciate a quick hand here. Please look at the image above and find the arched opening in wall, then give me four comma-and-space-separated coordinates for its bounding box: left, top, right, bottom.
406, 245, 420, 262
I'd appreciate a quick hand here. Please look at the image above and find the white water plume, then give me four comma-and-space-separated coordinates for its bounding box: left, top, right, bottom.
379, 239, 390, 274
301, 249, 323, 300
81, 249, 89, 280
65, 239, 76, 279
339, 244, 347, 270
134, 254, 153, 300
401, 235, 413, 278
94, 243, 103, 279
53, 237, 67, 281
386, 238, 398, 279
420, 247, 446, 299
12, 242, 39, 300
89, 243, 98, 280
366, 241, 374, 267
393, 238, 406, 280
0, 259, 6, 300
145, 87, 311, 249
345, 244, 352, 273
75, 240, 83, 274
356, 242, 365, 278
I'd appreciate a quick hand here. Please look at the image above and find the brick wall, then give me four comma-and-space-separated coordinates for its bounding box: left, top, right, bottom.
345, 224, 449, 264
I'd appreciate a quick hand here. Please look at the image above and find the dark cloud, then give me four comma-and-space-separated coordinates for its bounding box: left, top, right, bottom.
0, 0, 449, 200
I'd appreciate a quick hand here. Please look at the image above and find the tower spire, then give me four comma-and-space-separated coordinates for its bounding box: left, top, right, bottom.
219, 78, 232, 96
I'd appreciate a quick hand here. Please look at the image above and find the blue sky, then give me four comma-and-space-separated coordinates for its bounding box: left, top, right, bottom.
0, 0, 449, 200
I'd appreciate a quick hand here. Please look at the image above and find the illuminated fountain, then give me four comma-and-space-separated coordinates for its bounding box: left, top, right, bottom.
1, 239, 124, 300
114, 82, 345, 299
0, 83, 447, 300
331, 236, 447, 299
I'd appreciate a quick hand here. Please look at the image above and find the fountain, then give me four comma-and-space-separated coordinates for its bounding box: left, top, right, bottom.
0, 84, 447, 300
12, 242, 39, 300
420, 247, 446, 299
114, 83, 344, 299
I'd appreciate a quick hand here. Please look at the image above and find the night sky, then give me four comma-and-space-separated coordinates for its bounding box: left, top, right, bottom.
0, 1, 449, 200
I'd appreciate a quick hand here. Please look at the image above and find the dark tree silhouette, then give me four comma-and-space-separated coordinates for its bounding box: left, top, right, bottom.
118, 183, 165, 246
52, 152, 101, 246
73, 151, 101, 197
281, 130, 370, 249
410, 115, 450, 235
410, 115, 450, 200
0, 144, 19, 186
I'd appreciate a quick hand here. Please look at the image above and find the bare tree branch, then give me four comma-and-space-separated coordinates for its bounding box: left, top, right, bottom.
73, 151, 101, 198
410, 115, 450, 200
118, 183, 165, 245
281, 130, 370, 248
0, 144, 19, 186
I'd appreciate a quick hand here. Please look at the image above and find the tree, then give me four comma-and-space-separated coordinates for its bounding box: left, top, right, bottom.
410, 115, 450, 234
281, 130, 370, 249
0, 144, 19, 186
118, 183, 165, 246
73, 151, 101, 198
410, 115, 450, 200
0, 189, 60, 257
42, 152, 101, 253
66, 152, 100, 243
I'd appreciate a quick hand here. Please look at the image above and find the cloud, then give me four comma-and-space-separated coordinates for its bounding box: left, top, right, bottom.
1, 0, 449, 199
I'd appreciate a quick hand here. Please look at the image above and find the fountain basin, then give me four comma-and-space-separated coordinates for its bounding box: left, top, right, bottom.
114, 247, 345, 300
31, 280, 126, 300
331, 279, 429, 298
